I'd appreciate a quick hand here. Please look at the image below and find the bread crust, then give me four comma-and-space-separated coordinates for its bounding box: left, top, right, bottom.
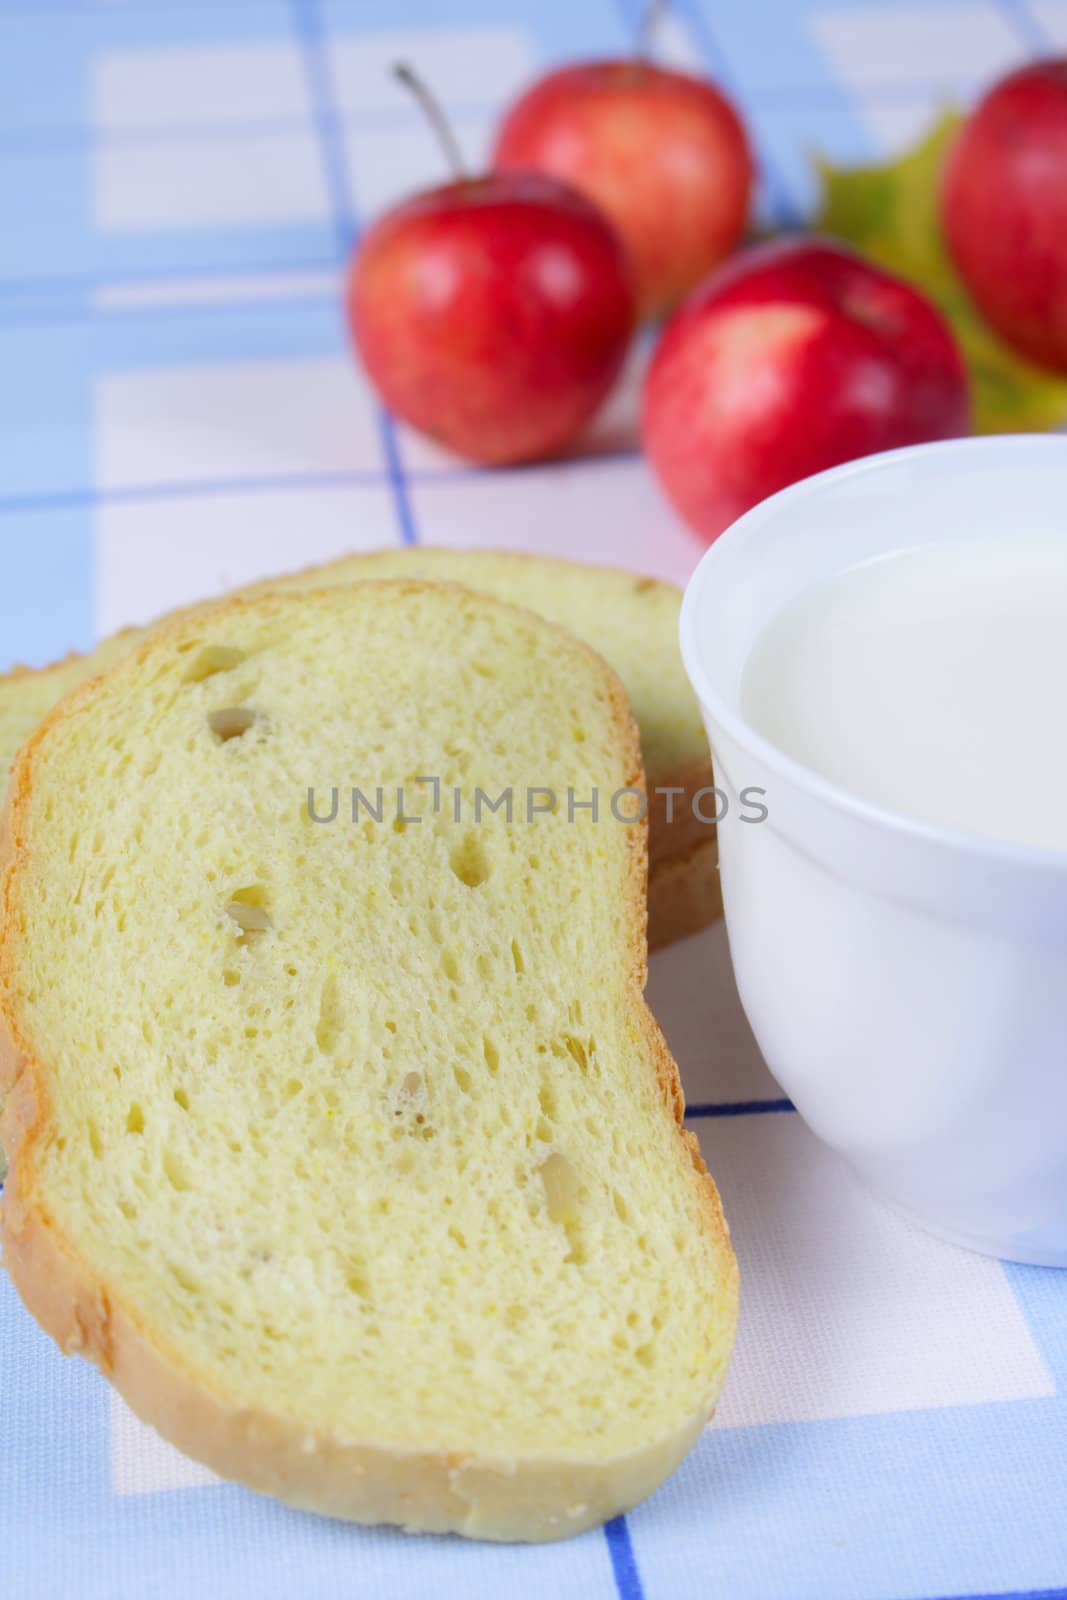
647, 837, 722, 952
646, 756, 717, 865
0, 582, 738, 1541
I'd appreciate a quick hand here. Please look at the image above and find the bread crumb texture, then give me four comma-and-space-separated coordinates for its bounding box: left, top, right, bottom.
0, 549, 706, 789
0, 581, 736, 1538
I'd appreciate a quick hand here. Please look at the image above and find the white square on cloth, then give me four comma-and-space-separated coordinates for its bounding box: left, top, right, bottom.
1030, 0, 1067, 45
701, 1112, 1055, 1429
859, 96, 952, 155
810, 2, 1027, 89
647, 12, 708, 72
327, 25, 536, 113
94, 358, 384, 492
92, 133, 330, 234
648, 923, 783, 1108
95, 483, 401, 635
91, 43, 314, 130
409, 458, 702, 586
111, 1392, 219, 1495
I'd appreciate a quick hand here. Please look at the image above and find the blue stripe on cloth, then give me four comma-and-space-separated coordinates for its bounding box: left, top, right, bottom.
0, 472, 389, 519
378, 412, 420, 545
0, 288, 342, 333
0, 0, 299, 136
917, 1590, 1067, 1600
0, 256, 341, 297
0, 449, 645, 518
686, 1098, 796, 1119
291, 0, 418, 547
0, 511, 95, 671
0, 150, 338, 289
289, 0, 358, 253
679, 0, 804, 226
605, 1516, 646, 1600
694, 0, 878, 218
992, 0, 1059, 52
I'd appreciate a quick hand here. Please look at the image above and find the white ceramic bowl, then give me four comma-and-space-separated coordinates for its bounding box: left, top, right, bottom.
680, 435, 1067, 1266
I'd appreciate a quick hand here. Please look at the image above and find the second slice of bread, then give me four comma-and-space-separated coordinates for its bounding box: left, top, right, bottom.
0, 580, 737, 1542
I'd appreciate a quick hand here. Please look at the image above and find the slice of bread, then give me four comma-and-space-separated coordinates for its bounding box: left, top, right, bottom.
647, 837, 721, 951
0, 581, 737, 1542
0, 548, 717, 877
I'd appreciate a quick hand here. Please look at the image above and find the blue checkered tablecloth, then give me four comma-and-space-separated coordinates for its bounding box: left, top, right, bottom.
3, 2, 1067, 1597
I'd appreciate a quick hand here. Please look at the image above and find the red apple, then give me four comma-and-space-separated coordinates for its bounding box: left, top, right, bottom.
493, 62, 752, 322
642, 238, 970, 543
943, 59, 1067, 372
348, 173, 634, 466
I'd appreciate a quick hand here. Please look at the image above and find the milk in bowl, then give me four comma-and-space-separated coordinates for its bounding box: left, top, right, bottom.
741, 536, 1067, 853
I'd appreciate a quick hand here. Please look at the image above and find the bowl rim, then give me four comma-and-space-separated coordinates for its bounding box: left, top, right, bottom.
678, 433, 1067, 877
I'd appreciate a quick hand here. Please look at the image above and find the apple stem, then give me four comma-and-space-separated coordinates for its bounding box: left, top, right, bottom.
636, 0, 668, 61
393, 62, 469, 180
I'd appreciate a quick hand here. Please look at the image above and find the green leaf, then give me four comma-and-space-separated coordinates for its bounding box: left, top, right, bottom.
814, 111, 1067, 434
